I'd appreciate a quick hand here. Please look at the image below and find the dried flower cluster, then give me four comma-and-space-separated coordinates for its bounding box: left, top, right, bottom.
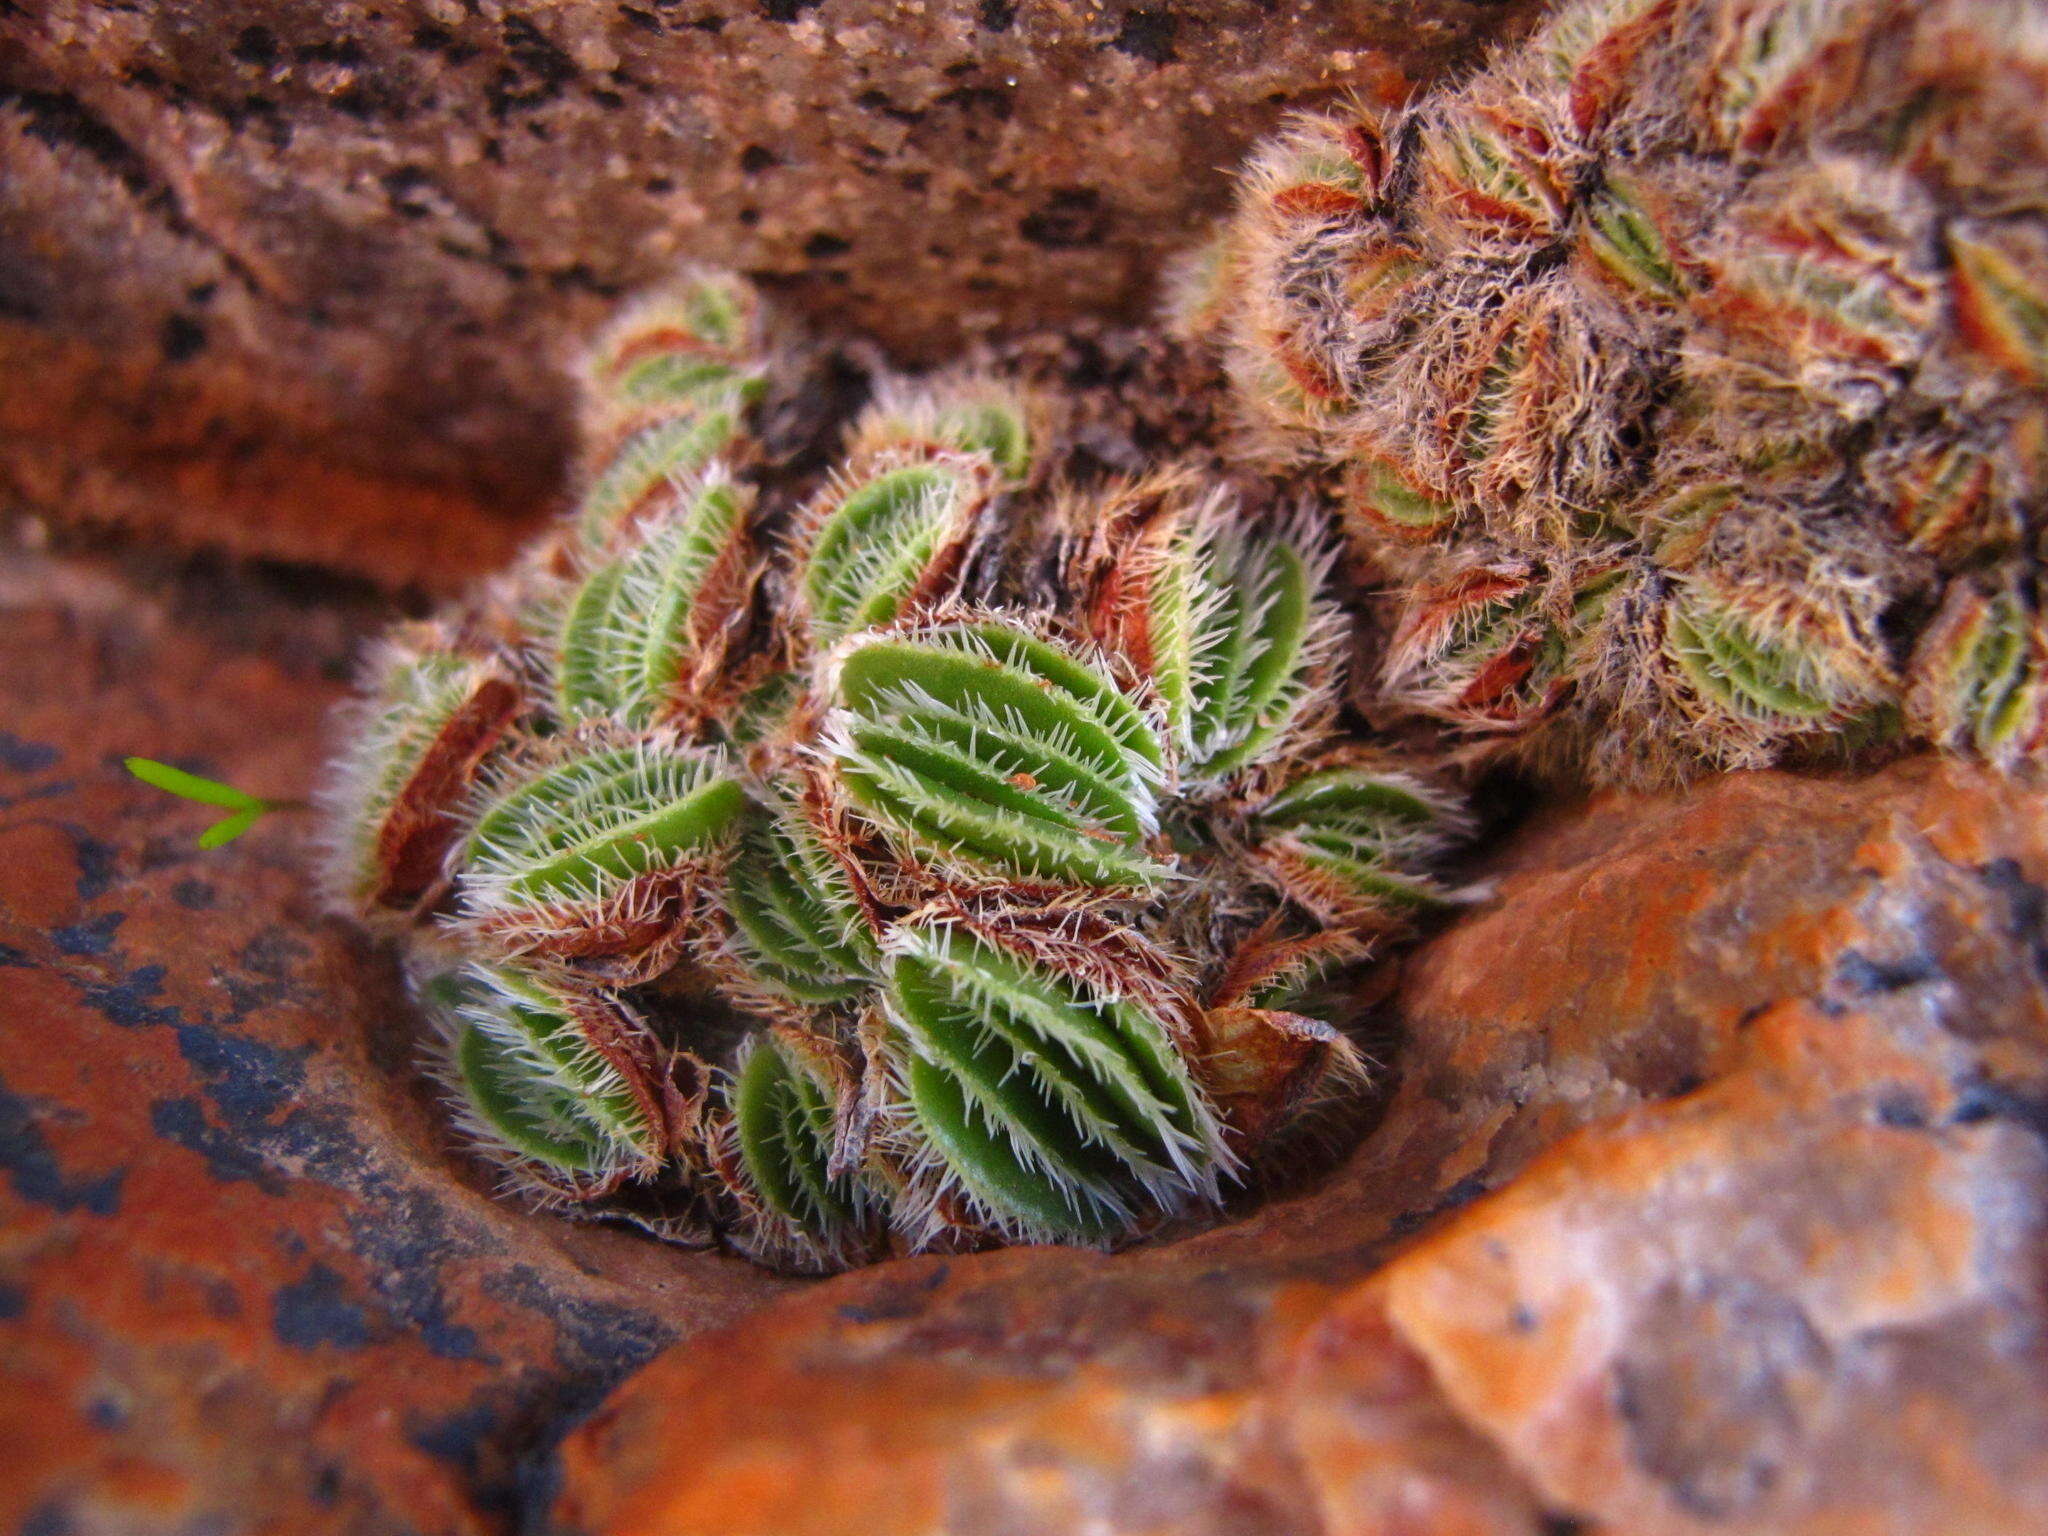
319, 271, 1469, 1271
1189, 0, 2048, 783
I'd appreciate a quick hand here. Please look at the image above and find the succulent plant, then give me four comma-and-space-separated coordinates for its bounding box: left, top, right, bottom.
1191, 0, 2048, 784
320, 269, 1469, 1272
418, 960, 678, 1203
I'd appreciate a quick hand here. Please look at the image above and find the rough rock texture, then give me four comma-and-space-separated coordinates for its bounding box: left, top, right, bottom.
0, 0, 1539, 590
550, 759, 2048, 1535
0, 546, 794, 1536
12, 5, 2046, 1530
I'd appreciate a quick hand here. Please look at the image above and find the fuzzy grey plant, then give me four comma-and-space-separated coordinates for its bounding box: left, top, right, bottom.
1186, 0, 2048, 785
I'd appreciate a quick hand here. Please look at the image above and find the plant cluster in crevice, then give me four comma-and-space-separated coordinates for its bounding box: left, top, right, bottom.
318, 271, 1470, 1271
310, 0, 2048, 1272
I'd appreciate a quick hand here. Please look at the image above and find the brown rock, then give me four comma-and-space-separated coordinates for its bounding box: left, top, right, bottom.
0, 547, 793, 1534
551, 761, 2048, 1535
1297, 997, 2048, 1535
0, 0, 1538, 588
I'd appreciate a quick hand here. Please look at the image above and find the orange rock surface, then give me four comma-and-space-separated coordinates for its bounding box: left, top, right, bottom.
0, 553, 793, 1534
553, 761, 2048, 1535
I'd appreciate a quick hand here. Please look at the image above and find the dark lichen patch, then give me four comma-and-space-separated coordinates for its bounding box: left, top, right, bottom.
484, 1264, 673, 1378
231, 25, 281, 66
1019, 187, 1106, 249
1950, 1081, 2048, 1146
272, 1262, 377, 1350
1875, 1092, 1929, 1129
1833, 948, 1940, 997
51, 912, 125, 957
5, 88, 154, 199
1, 1075, 126, 1216
81, 965, 182, 1030
1977, 859, 2048, 981
344, 1190, 488, 1363
1109, 8, 1178, 65
834, 1263, 953, 1325
159, 313, 208, 362
150, 1096, 287, 1192
173, 1020, 311, 1124
1383, 1171, 1492, 1241
69, 830, 119, 904
171, 878, 217, 910
410, 1398, 519, 1521
411, 21, 480, 63
486, 16, 580, 118
0, 731, 61, 774
935, 84, 1013, 122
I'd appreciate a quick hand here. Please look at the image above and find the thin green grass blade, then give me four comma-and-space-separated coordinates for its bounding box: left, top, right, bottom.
125, 757, 264, 810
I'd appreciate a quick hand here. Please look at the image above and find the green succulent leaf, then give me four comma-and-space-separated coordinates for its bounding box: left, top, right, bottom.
1890, 443, 2001, 557
1665, 595, 1841, 722
851, 376, 1036, 485
722, 669, 803, 747
721, 798, 878, 1006
586, 268, 763, 389
556, 476, 753, 727
883, 920, 1224, 1243
1583, 173, 1688, 299
1966, 597, 2037, 755
427, 963, 665, 1186
670, 270, 756, 353
799, 460, 987, 649
457, 1022, 607, 1174
462, 738, 746, 918
1950, 224, 2048, 390
315, 637, 523, 911
1914, 580, 2046, 765
1458, 322, 1527, 470
127, 758, 278, 850
1125, 500, 1332, 784
1718, 246, 1929, 375
1384, 562, 1555, 723
1418, 102, 1567, 243
936, 398, 1033, 483
1351, 459, 1460, 539
1706, 0, 1863, 154
1260, 767, 1445, 834
576, 408, 745, 550
828, 619, 1168, 891
730, 1031, 865, 1240
1255, 764, 1468, 925
1180, 522, 1332, 781
612, 354, 760, 413
196, 806, 265, 849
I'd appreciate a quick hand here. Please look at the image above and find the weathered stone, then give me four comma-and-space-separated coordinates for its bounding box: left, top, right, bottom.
0, 548, 793, 1535
550, 760, 2048, 1535
0, 0, 1539, 588
1295, 994, 2048, 1536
